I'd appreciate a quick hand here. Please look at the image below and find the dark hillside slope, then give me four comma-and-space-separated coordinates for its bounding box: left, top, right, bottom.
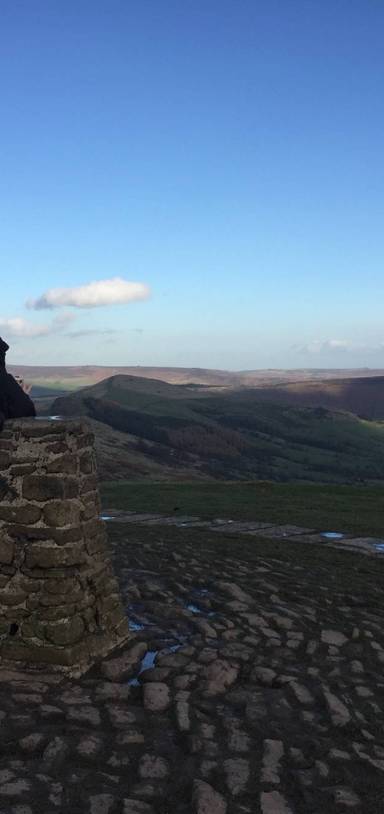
52, 375, 384, 484
236, 376, 384, 420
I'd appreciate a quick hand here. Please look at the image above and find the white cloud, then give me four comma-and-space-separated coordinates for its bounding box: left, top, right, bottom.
0, 312, 75, 339
27, 277, 151, 310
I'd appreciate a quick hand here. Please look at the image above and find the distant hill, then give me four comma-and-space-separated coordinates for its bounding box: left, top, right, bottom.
233, 376, 384, 420
9, 363, 384, 391
50, 374, 384, 484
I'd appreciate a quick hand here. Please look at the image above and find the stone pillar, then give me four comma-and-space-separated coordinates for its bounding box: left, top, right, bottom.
0, 418, 129, 675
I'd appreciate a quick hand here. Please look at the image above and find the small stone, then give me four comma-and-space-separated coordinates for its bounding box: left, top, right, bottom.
333, 787, 361, 807
261, 791, 293, 814
262, 740, 284, 784
0, 770, 15, 784
203, 660, 239, 696
95, 682, 131, 701
107, 705, 138, 728
123, 801, 155, 814
321, 629, 348, 647
138, 754, 169, 780
193, 780, 227, 814
101, 643, 147, 681
89, 794, 115, 814
0, 780, 31, 797
143, 682, 170, 712
323, 688, 351, 726
116, 731, 145, 745
290, 682, 314, 706
176, 700, 190, 732
42, 737, 69, 767
252, 667, 277, 686
228, 729, 251, 753
77, 735, 103, 758
67, 706, 101, 726
224, 758, 249, 796
19, 733, 45, 753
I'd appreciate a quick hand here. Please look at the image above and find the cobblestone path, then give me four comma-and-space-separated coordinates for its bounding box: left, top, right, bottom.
1, 520, 384, 813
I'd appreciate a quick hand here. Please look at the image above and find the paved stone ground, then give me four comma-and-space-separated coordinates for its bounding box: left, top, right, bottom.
1, 518, 384, 813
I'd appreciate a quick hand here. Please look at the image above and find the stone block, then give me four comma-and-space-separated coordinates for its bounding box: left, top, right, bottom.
43, 500, 81, 527
23, 475, 79, 502
0, 505, 42, 525
47, 454, 78, 474
25, 541, 87, 570
0, 539, 14, 565
45, 616, 85, 646
0, 452, 11, 470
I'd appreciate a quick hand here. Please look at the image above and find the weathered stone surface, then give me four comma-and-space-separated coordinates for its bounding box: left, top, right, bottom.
223, 757, 249, 796
45, 616, 85, 646
43, 500, 81, 527
260, 791, 293, 813
89, 794, 115, 814
143, 682, 170, 712
0, 505, 41, 524
23, 475, 77, 502
138, 754, 169, 779
0, 538, 14, 565
203, 659, 239, 695
101, 643, 147, 681
0, 419, 129, 674
123, 801, 155, 814
321, 629, 348, 647
25, 541, 86, 569
193, 780, 227, 814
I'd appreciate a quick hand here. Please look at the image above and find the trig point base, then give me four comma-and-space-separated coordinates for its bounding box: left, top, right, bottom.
0, 418, 129, 676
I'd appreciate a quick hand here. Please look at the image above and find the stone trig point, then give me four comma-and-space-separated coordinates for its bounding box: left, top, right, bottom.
0, 417, 129, 675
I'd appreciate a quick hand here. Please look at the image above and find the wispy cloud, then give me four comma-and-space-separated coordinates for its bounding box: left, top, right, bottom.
295, 338, 384, 354
27, 277, 151, 310
65, 329, 119, 339
0, 312, 75, 339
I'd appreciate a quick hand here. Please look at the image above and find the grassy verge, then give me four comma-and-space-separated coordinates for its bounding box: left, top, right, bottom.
101, 480, 384, 537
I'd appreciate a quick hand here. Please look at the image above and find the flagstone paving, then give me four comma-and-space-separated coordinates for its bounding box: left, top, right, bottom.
1, 518, 384, 813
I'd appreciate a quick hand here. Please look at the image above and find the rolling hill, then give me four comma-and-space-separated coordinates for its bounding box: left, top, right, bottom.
50, 374, 384, 484
232, 376, 384, 421
10, 363, 384, 392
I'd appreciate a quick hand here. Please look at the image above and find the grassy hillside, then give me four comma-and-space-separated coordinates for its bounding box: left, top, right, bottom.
51, 374, 384, 484
101, 480, 384, 537
233, 375, 384, 420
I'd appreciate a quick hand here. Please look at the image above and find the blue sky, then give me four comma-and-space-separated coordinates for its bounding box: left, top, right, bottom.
1, 0, 383, 369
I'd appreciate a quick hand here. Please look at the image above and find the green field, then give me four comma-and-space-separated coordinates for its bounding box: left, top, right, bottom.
101, 480, 384, 537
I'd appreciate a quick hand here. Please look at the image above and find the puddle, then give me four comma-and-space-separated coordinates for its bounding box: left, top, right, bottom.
128, 619, 145, 632
128, 650, 158, 686
321, 532, 344, 540
101, 515, 114, 521
128, 640, 184, 686
35, 415, 63, 421
185, 603, 202, 615
374, 543, 384, 553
